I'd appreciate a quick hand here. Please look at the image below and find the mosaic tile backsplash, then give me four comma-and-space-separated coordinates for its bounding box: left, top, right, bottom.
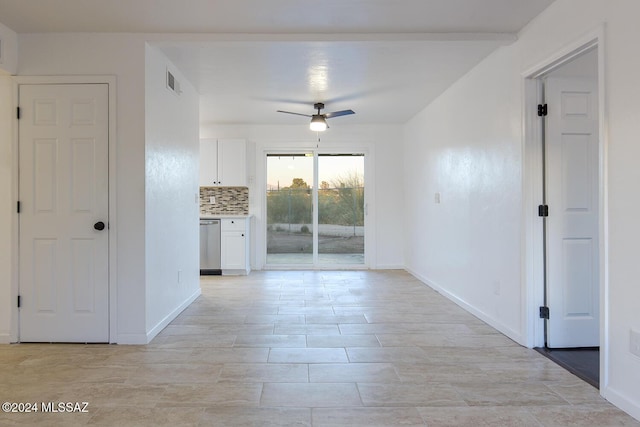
200, 186, 249, 215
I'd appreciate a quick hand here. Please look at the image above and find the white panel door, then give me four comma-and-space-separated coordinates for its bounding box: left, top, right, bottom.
19, 84, 109, 342
545, 77, 599, 348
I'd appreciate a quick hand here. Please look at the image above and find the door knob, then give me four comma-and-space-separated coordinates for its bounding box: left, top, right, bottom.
94, 221, 106, 231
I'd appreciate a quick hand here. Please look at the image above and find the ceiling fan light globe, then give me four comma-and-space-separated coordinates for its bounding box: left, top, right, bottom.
310, 115, 327, 132
310, 121, 327, 132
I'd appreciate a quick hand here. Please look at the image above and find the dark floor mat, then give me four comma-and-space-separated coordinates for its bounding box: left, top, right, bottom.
535, 347, 599, 388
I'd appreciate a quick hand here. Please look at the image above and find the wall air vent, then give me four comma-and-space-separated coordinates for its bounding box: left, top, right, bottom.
166, 69, 181, 95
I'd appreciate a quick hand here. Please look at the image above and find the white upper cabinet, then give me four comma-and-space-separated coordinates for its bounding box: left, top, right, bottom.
199, 138, 219, 185
199, 138, 246, 186
217, 139, 247, 187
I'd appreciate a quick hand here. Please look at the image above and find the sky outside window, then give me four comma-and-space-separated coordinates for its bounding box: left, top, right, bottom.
267, 154, 364, 190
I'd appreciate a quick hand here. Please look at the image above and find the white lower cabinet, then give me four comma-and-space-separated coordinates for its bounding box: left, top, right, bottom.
221, 218, 250, 275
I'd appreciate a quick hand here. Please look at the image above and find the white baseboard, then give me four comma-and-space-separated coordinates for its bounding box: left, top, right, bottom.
374, 264, 404, 270
145, 288, 202, 344
116, 288, 202, 345
405, 267, 525, 346
602, 386, 640, 422
115, 333, 149, 345
0, 332, 11, 344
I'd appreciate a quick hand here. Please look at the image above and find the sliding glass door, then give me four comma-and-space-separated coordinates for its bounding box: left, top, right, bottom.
266, 154, 314, 265
266, 152, 365, 267
317, 154, 364, 265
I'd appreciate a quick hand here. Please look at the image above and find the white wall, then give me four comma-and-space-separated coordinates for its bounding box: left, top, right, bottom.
144, 45, 201, 340
404, 45, 523, 341
0, 22, 18, 74
0, 75, 15, 343
403, 0, 640, 419
0, 23, 17, 343
201, 124, 405, 270
14, 33, 148, 343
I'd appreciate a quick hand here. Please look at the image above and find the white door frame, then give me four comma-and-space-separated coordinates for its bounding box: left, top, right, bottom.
522, 27, 607, 385
12, 76, 117, 343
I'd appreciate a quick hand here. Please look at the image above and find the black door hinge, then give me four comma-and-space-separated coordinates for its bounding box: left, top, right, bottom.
16, 107, 21, 120
538, 204, 549, 217
17, 295, 21, 308
539, 306, 549, 319
537, 104, 548, 117
17, 201, 21, 213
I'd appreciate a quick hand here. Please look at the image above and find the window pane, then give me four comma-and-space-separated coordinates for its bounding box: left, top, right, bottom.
318, 154, 365, 264
266, 154, 313, 265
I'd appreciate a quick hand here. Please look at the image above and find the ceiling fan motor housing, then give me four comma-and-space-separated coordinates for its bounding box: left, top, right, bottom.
276, 102, 354, 131
310, 114, 328, 131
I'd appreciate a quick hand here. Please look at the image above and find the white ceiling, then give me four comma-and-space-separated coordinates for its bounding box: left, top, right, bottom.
0, 0, 556, 127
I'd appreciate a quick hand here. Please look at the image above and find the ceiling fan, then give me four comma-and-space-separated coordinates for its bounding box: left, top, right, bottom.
277, 102, 355, 131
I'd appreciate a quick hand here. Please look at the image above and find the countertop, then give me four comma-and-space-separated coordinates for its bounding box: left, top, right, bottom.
200, 214, 252, 220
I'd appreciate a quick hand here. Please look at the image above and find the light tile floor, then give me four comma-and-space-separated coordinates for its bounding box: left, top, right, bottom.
1, 270, 639, 426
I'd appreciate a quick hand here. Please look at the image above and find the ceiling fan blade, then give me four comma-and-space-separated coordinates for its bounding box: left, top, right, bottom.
324, 109, 355, 119
277, 110, 312, 117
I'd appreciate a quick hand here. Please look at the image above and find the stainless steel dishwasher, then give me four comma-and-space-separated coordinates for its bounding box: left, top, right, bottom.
200, 219, 221, 275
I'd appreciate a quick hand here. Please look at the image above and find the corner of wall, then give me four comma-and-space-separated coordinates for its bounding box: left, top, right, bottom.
145, 287, 201, 344
144, 42, 201, 336
0, 75, 16, 343
405, 266, 527, 347
0, 22, 18, 75
601, 387, 640, 423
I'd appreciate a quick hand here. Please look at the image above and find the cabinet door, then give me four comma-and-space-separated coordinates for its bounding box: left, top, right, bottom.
221, 232, 246, 270
217, 139, 246, 186
199, 138, 219, 186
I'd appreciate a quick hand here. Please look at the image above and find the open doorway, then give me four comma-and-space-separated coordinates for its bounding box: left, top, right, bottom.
524, 38, 604, 389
